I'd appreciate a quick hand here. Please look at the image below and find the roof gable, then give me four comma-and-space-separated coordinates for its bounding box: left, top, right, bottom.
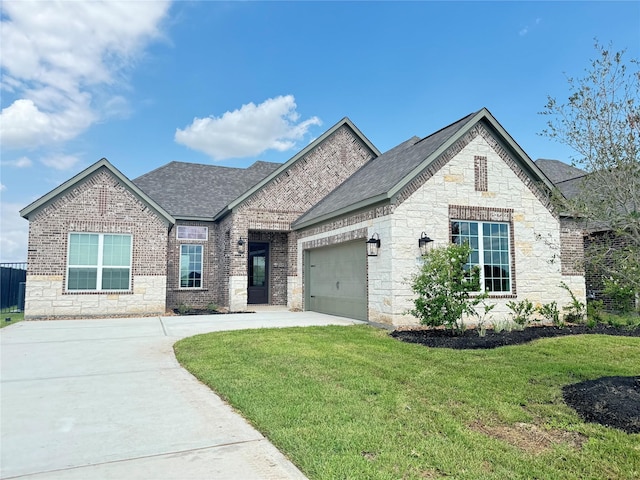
213, 117, 381, 220
20, 158, 175, 224
293, 108, 555, 229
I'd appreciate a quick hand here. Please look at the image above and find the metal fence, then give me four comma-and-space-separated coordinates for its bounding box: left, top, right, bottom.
1, 263, 27, 313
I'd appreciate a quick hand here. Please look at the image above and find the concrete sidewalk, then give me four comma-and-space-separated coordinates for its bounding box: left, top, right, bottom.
0, 311, 363, 479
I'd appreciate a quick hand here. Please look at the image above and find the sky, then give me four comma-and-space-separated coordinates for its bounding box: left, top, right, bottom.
1, 1, 639, 262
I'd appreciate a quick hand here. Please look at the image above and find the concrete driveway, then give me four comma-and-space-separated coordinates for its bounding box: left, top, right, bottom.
0, 311, 363, 479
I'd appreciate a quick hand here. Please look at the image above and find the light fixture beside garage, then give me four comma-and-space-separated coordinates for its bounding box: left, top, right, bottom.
418, 232, 434, 256
366, 233, 381, 257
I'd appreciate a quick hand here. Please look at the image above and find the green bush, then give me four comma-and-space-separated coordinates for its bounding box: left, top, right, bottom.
587, 300, 604, 324
603, 277, 636, 313
206, 302, 219, 313
506, 299, 536, 327
409, 243, 485, 334
177, 303, 191, 315
559, 282, 586, 324
537, 301, 562, 327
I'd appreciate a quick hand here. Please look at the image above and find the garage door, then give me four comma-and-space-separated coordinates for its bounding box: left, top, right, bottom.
306, 241, 367, 321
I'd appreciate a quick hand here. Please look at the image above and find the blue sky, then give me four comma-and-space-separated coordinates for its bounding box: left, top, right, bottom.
1, 1, 639, 262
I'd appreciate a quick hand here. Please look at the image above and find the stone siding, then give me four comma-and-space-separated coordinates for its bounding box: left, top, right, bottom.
294, 129, 586, 326
24, 168, 169, 318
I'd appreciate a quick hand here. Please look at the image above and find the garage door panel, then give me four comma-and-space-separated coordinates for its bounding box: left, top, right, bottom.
307, 241, 367, 321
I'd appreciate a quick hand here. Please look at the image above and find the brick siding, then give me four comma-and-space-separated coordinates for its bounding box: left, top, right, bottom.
25, 167, 169, 318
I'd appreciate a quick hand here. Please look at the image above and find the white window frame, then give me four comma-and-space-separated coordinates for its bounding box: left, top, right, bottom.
176, 226, 208, 241
179, 244, 203, 289
66, 233, 132, 292
451, 220, 512, 294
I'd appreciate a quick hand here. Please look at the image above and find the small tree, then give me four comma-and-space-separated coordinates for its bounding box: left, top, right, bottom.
409, 243, 484, 334
540, 42, 640, 307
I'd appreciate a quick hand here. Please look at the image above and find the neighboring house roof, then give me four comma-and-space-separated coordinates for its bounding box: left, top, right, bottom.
133, 160, 281, 220
293, 108, 553, 229
535, 158, 586, 184
535, 158, 588, 200
20, 158, 175, 225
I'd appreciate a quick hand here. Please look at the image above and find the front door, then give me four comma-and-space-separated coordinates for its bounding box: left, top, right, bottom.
248, 242, 269, 304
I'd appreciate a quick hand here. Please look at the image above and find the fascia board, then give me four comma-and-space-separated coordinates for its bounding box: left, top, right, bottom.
388, 108, 555, 201
292, 193, 389, 231
173, 215, 216, 222
480, 109, 556, 192
222, 117, 382, 215
20, 158, 176, 225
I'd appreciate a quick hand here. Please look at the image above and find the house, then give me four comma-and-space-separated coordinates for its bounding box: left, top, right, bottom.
20, 108, 586, 325
536, 158, 638, 312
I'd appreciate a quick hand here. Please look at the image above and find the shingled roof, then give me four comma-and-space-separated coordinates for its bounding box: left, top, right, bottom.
133, 160, 281, 219
293, 108, 554, 229
292, 112, 476, 228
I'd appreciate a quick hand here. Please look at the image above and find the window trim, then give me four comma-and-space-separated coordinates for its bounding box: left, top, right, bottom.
449, 218, 515, 296
66, 233, 132, 292
179, 244, 204, 289
176, 225, 208, 241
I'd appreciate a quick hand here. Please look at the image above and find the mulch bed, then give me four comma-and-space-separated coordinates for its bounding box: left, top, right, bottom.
390, 324, 640, 350
391, 324, 640, 434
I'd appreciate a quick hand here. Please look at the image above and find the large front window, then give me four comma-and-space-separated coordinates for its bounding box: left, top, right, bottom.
451, 221, 511, 293
180, 245, 203, 288
67, 233, 132, 291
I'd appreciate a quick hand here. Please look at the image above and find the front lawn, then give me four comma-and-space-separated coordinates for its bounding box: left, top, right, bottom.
175, 325, 640, 480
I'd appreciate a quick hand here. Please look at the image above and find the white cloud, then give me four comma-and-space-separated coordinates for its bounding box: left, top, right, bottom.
40, 154, 81, 171
0, 0, 171, 149
519, 18, 542, 36
175, 95, 322, 160
1, 156, 33, 168
0, 184, 6, 192
0, 202, 29, 262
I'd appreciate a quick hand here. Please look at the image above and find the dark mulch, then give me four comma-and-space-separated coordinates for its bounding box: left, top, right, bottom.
563, 376, 640, 434
390, 324, 640, 350
172, 308, 254, 315
391, 324, 640, 434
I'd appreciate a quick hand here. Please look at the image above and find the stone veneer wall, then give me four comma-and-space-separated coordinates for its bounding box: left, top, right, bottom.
24, 168, 169, 318
224, 124, 377, 311
295, 126, 586, 326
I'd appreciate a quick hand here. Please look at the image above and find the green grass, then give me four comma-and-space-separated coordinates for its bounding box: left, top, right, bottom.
176, 325, 640, 479
0, 310, 24, 328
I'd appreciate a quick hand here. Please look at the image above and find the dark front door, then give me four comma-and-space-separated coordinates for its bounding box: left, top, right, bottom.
248, 242, 269, 304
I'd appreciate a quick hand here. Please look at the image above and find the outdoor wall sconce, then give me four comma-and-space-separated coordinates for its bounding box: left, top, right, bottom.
418, 232, 434, 256
237, 237, 245, 255
366, 233, 381, 257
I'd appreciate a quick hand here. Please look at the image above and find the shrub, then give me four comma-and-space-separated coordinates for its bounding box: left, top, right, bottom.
586, 300, 604, 324
474, 301, 496, 337
409, 243, 485, 334
206, 302, 219, 313
537, 301, 562, 327
177, 303, 191, 315
506, 299, 535, 327
603, 277, 636, 313
559, 282, 586, 323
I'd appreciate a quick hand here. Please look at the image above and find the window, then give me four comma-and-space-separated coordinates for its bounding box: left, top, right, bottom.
177, 226, 208, 240
451, 221, 511, 293
67, 233, 132, 291
180, 245, 203, 288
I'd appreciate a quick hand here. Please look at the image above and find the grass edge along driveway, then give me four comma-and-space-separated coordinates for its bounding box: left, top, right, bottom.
175, 324, 640, 480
